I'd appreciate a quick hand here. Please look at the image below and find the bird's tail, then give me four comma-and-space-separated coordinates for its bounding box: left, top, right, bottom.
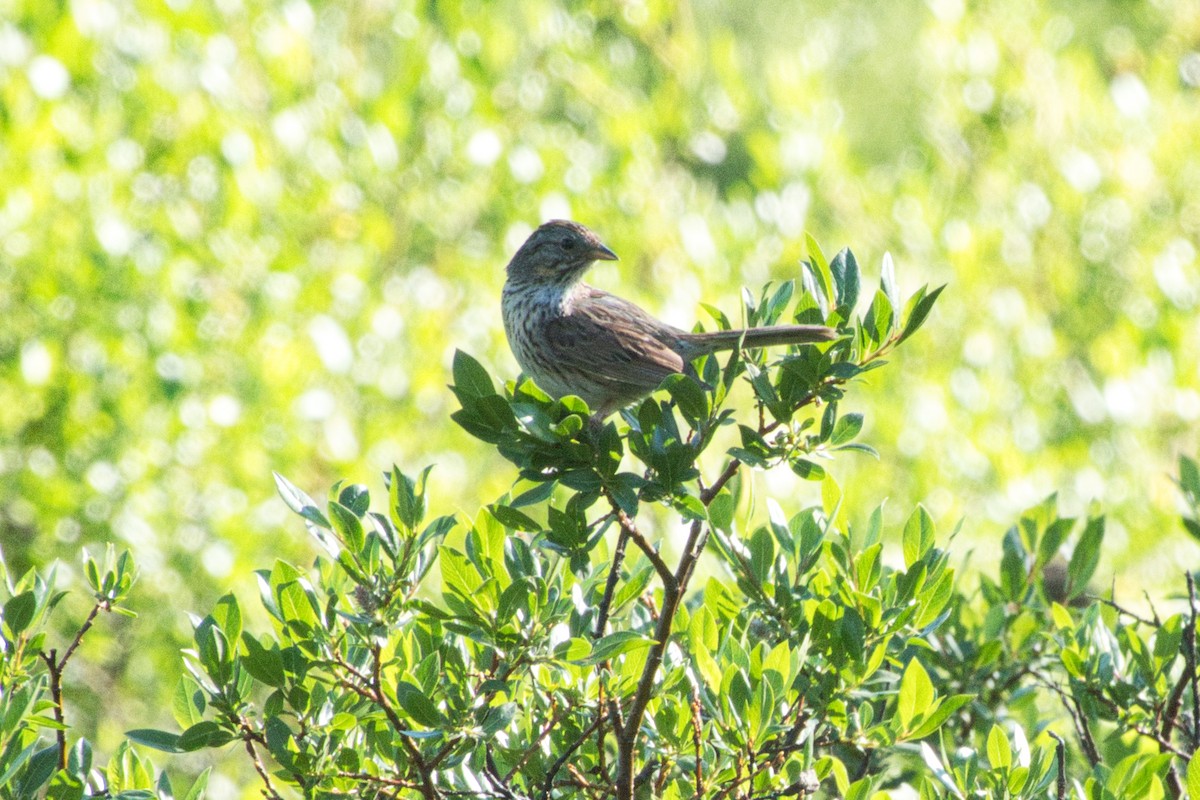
681, 324, 837, 355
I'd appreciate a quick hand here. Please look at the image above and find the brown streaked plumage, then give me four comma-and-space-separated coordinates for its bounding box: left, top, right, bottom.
501, 220, 837, 418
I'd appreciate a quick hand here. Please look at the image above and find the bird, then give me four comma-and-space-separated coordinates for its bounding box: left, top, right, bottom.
501, 220, 837, 419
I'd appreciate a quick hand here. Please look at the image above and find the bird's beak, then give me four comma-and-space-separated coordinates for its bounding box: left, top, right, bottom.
591, 243, 619, 261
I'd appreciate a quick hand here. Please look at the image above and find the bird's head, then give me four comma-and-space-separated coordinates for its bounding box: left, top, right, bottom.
505, 220, 618, 285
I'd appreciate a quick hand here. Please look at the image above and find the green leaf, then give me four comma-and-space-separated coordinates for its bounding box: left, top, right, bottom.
1000, 525, 1027, 599
391, 465, 432, 532
863, 502, 884, 547
511, 481, 556, 508
193, 617, 229, 681
1050, 602, 1074, 630
805, 233, 835, 309
1184, 518, 1200, 542
902, 505, 935, 568
18, 746, 60, 797
916, 568, 955, 629
708, 490, 735, 532
611, 562, 655, 612
1067, 516, 1105, 595
830, 413, 864, 446
897, 657, 934, 731
125, 729, 184, 753
673, 493, 707, 522
1180, 455, 1200, 503
478, 702, 518, 736
395, 681, 444, 728
67, 738, 92, 780
662, 374, 709, 427
172, 676, 206, 728
699, 302, 731, 330
489, 503, 540, 532
829, 247, 861, 312
211, 594, 241, 647
328, 500, 365, 551
585, 631, 656, 664
908, 694, 973, 739
272, 472, 330, 529
1186, 748, 1200, 800
181, 768, 211, 800
439, 547, 482, 598
2, 590, 36, 637
864, 288, 894, 344
898, 284, 946, 344
177, 721, 227, 752
880, 252, 898, 308
748, 527, 775, 583
0, 742, 36, 788
987, 723, 1012, 770
762, 280, 795, 324
790, 459, 826, 481
1038, 517, 1074, 565
451, 349, 496, 400
338, 483, 370, 515
240, 633, 286, 688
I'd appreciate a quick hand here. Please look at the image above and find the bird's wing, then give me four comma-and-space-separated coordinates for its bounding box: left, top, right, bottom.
543, 289, 685, 392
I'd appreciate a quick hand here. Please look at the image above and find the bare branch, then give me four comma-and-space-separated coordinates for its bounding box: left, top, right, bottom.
39, 599, 109, 769
594, 526, 631, 639
1047, 732, 1067, 800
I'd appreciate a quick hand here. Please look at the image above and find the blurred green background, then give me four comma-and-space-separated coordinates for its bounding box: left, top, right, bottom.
2, 0, 1198, 786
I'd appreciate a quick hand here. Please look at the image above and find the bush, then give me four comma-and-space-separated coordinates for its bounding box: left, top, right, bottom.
6, 248, 1200, 798
0, 546, 210, 799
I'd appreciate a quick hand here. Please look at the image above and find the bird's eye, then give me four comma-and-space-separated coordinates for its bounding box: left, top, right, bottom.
560, 238, 575, 250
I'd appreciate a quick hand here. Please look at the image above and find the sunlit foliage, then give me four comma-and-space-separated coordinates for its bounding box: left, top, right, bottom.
1, 0, 1197, 768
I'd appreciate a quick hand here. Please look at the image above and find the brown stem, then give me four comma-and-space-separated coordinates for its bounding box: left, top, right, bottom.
613, 506, 675, 590
336, 772, 424, 790
689, 676, 705, 797
594, 526, 632, 639
1096, 597, 1158, 627
539, 714, 606, 800
504, 706, 564, 782
1188, 572, 1200, 749
1048, 732, 1067, 800
38, 600, 108, 769
1162, 649, 1190, 743
332, 650, 440, 798
1071, 695, 1101, 766
615, 516, 711, 799
242, 721, 285, 800
38, 649, 67, 770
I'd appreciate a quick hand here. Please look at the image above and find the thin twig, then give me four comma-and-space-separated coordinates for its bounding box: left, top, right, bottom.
689, 674, 705, 797
1036, 673, 1101, 767
38, 600, 108, 769
1071, 695, 1102, 766
58, 601, 106, 668
539, 714, 606, 800
1188, 572, 1200, 750
336, 772, 424, 789
1047, 732, 1067, 800
38, 649, 67, 769
331, 649, 440, 798
504, 706, 564, 782
616, 516, 712, 799
242, 721, 285, 800
613, 505, 674, 590
484, 746, 529, 799
1095, 597, 1158, 627
595, 526, 632, 639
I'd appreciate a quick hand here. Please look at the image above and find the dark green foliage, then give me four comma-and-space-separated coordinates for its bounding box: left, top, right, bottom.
7, 258, 1200, 798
